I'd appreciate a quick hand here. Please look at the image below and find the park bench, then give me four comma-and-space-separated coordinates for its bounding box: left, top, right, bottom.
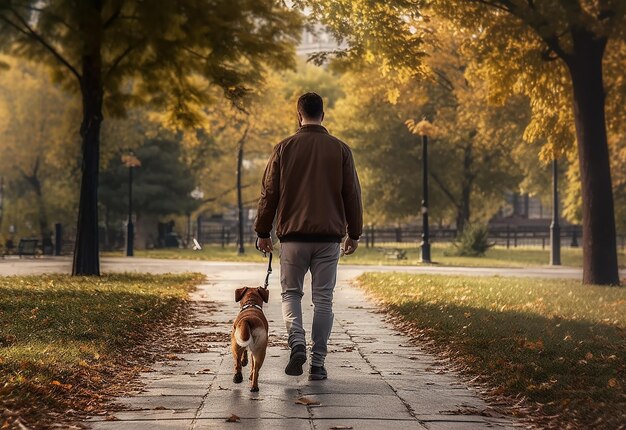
1, 239, 15, 258
376, 247, 408, 260
17, 239, 39, 257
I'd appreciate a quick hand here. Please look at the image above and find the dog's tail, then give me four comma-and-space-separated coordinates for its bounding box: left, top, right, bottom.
234, 321, 252, 348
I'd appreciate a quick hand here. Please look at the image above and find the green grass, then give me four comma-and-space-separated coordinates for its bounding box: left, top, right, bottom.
105, 243, 626, 268
357, 273, 626, 428
0, 273, 204, 427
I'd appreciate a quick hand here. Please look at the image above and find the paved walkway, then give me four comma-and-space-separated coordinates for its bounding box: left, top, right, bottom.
1, 257, 591, 429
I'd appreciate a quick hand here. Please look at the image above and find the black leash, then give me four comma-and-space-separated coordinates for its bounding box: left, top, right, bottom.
263, 252, 272, 288
255, 238, 273, 289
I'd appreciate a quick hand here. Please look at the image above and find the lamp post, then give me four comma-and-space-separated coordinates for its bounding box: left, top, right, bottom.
550, 159, 561, 265
122, 152, 141, 257
413, 120, 434, 263
189, 187, 204, 246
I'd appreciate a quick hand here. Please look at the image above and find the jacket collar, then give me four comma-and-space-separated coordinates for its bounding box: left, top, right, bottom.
296, 124, 329, 134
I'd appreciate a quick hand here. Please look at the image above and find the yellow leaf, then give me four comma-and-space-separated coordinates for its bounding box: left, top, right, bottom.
51, 380, 72, 390
608, 378, 618, 388
226, 414, 240, 422
295, 396, 320, 406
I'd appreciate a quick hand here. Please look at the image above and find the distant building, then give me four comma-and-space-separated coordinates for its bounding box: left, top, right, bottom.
296, 24, 345, 57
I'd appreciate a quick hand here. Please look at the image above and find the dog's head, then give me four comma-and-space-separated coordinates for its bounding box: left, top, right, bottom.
235, 286, 269, 306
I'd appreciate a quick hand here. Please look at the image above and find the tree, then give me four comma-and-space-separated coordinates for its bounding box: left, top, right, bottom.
100, 134, 200, 248
0, 57, 80, 240
436, 0, 625, 285
0, 0, 301, 274
299, 0, 625, 285
329, 63, 524, 229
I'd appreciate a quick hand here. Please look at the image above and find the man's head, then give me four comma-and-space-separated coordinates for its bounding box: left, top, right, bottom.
297, 92, 324, 125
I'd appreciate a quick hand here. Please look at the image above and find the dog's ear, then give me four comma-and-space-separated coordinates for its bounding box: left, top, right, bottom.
258, 287, 269, 303
235, 287, 248, 302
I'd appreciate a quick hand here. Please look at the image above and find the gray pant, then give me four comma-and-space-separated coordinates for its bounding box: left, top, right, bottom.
280, 242, 340, 367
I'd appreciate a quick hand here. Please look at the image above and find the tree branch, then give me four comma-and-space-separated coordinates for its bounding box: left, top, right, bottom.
1, 9, 81, 81
103, 1, 123, 30
236, 122, 251, 149
201, 183, 254, 204
12, 3, 76, 31
474, 0, 515, 13
429, 170, 460, 209
473, 0, 572, 62
432, 68, 455, 92
104, 41, 142, 83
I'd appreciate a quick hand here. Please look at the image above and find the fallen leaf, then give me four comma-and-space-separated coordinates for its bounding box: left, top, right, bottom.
154, 406, 168, 410
165, 354, 181, 360
226, 414, 240, 422
105, 416, 119, 421
295, 396, 320, 406
585, 352, 593, 360
608, 378, 618, 388
51, 380, 73, 390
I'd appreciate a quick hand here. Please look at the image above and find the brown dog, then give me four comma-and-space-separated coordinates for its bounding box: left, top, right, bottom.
231, 286, 269, 392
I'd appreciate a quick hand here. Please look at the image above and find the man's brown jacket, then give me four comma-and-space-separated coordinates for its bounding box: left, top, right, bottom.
254, 124, 363, 243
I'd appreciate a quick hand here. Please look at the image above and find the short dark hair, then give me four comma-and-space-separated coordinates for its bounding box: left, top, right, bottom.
297, 92, 324, 120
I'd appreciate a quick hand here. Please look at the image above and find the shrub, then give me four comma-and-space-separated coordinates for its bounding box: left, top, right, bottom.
450, 224, 495, 256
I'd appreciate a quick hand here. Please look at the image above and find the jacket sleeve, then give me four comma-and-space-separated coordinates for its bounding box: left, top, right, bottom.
254, 145, 281, 238
342, 146, 363, 240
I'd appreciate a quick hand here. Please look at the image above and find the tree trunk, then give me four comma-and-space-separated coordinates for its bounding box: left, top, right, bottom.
32, 178, 49, 241
20, 158, 49, 240
236, 136, 245, 255
566, 28, 619, 285
103, 205, 110, 251
456, 142, 473, 235
0, 177, 3, 231
73, 3, 103, 275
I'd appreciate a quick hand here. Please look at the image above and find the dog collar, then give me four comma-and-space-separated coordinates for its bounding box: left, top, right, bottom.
240, 303, 263, 313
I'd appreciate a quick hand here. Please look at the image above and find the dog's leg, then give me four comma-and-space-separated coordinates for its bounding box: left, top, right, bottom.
232, 337, 244, 384
241, 349, 248, 367
249, 354, 255, 381
250, 341, 267, 392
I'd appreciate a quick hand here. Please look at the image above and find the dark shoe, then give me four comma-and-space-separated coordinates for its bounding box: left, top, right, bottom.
309, 365, 327, 381
285, 344, 307, 376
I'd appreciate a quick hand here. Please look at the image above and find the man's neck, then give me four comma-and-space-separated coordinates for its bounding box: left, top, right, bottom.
300, 120, 322, 126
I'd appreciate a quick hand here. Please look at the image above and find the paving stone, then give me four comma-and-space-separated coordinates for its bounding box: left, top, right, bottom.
197, 392, 311, 419
315, 419, 426, 430
135, 386, 209, 397
89, 419, 192, 430
193, 418, 311, 429
117, 395, 205, 411
310, 404, 415, 420
88, 408, 196, 421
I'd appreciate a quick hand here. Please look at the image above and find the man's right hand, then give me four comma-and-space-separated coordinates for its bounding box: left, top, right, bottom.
257, 237, 274, 253
343, 237, 359, 255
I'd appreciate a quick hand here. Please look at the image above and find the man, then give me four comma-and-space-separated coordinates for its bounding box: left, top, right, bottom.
255, 92, 363, 381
